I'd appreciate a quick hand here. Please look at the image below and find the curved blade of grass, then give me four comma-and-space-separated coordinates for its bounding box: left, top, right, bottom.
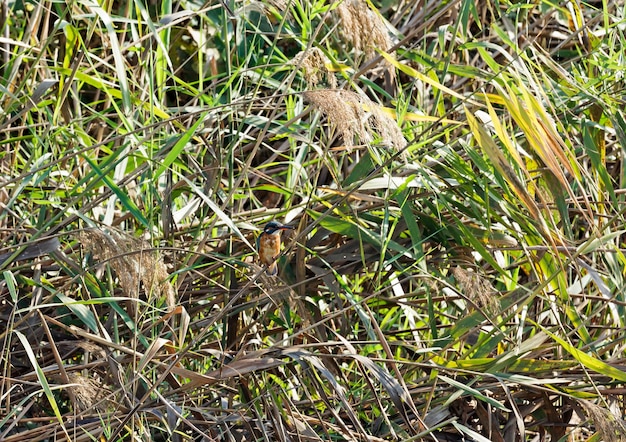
3, 271, 18, 302
55, 292, 98, 333
452, 421, 493, 442
465, 106, 541, 223
379, 50, 480, 107
54, 67, 171, 120
79, 273, 150, 348
286, 348, 368, 435
81, 154, 150, 229
89, 3, 131, 114
182, 175, 254, 251
14, 331, 69, 437
583, 125, 616, 202
308, 211, 414, 259
439, 375, 511, 412
395, 189, 424, 266
535, 321, 626, 382
576, 231, 624, 256
155, 115, 205, 178
350, 353, 416, 427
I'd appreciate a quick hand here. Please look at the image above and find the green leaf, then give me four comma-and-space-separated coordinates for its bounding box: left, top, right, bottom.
155, 114, 205, 178
82, 154, 150, 229
344, 152, 373, 186
2, 271, 18, 302
15, 331, 68, 434
537, 322, 626, 382
439, 375, 511, 412
55, 293, 99, 333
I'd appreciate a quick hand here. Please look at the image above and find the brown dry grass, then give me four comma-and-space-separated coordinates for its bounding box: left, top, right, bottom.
336, 0, 392, 61
451, 266, 499, 315
304, 89, 406, 151
291, 47, 337, 88
580, 399, 626, 442
78, 228, 175, 311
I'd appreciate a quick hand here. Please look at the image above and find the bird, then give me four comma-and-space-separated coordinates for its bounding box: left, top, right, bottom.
257, 221, 293, 276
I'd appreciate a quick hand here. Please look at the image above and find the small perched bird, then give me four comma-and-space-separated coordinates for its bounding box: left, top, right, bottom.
257, 221, 293, 276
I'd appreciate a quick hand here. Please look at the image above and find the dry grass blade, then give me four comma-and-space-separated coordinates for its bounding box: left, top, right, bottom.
204, 349, 285, 380
0, 237, 60, 266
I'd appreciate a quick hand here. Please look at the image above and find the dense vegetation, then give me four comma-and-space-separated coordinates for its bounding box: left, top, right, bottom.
1, 0, 626, 440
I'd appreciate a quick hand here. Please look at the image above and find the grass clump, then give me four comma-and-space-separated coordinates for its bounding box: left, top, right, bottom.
2, 0, 626, 441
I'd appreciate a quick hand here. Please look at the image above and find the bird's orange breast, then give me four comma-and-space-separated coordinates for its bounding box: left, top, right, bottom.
259, 233, 281, 269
